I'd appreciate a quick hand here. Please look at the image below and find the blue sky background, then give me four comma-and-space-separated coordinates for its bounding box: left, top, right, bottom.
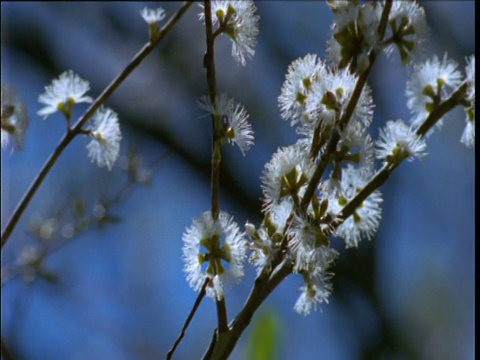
1, 2, 474, 360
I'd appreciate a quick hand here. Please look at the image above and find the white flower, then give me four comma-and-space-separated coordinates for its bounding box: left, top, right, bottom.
288, 214, 338, 276
248, 199, 293, 275
375, 119, 427, 164
261, 144, 315, 211
461, 56, 475, 148
198, 93, 254, 155
1, 84, 29, 151
383, 1, 429, 64
199, 1, 259, 66
308, 66, 371, 127
460, 120, 475, 148
406, 54, 462, 131
327, 165, 382, 248
37, 70, 93, 119
140, 7, 165, 24
327, 2, 380, 72
293, 272, 333, 316
86, 107, 122, 171
278, 54, 327, 126
182, 211, 248, 300
326, 0, 355, 13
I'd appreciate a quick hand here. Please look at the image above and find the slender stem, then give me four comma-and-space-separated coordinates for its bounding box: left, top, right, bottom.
416, 81, 468, 138
203, 0, 229, 335
167, 279, 209, 360
204, 0, 220, 221
1, 130, 75, 248
0, 2, 193, 249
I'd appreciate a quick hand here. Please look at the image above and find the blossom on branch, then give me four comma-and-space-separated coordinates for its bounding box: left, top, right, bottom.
140, 7, 165, 25
86, 107, 122, 171
182, 211, 248, 300
199, 1, 259, 66
37, 70, 93, 119
375, 119, 427, 165
383, 1, 429, 64
406, 54, 462, 132
198, 93, 254, 155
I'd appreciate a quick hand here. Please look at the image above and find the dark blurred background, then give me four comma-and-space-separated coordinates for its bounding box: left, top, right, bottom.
1, 2, 474, 360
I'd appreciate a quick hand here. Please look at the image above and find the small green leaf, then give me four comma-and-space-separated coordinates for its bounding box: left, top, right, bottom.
245, 310, 282, 360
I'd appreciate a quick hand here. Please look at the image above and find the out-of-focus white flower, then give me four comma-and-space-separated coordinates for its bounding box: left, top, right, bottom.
198, 93, 254, 155
37, 70, 93, 119
199, 1, 259, 66
376, 119, 427, 164
140, 7, 165, 24
406, 54, 462, 132
86, 107, 122, 171
1, 84, 29, 151
182, 211, 248, 300
461, 55, 475, 148
294, 272, 333, 316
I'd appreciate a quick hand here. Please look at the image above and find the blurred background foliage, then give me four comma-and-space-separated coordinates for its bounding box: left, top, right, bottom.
1, 2, 474, 360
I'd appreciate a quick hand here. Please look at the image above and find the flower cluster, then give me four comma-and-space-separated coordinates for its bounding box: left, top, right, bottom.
260, 51, 384, 313
199, 0, 259, 66
182, 0, 474, 318
249, 0, 467, 316
37, 70, 122, 170
405, 54, 475, 145
327, 0, 428, 71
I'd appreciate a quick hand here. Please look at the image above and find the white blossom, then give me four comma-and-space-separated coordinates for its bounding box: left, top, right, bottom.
376, 119, 427, 164
261, 144, 315, 211
86, 107, 122, 171
182, 211, 248, 300
198, 93, 254, 155
382, 1, 429, 64
294, 272, 333, 316
140, 7, 165, 24
406, 54, 462, 131
326, 165, 383, 248
37, 70, 93, 119
199, 1, 259, 66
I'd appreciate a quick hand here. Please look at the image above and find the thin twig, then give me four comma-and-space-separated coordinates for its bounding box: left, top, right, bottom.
203, 0, 229, 335
166, 279, 209, 360
0, 2, 193, 249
